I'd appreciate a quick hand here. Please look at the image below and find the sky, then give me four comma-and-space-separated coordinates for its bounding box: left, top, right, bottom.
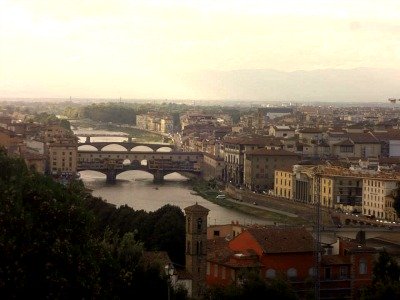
1, 0, 399, 99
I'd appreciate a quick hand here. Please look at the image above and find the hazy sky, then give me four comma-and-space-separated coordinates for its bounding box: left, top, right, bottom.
1, 0, 399, 99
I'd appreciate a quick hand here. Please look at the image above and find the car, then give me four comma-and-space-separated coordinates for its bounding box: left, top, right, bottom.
216, 194, 226, 199
252, 201, 257, 205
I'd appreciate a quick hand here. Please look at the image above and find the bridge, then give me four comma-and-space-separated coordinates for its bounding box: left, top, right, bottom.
77, 150, 203, 183
78, 139, 176, 152
77, 133, 130, 138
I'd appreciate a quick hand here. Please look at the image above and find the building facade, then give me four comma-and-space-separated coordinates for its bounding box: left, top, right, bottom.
184, 203, 209, 299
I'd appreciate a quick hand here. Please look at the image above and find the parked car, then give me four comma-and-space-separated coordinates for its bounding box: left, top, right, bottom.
216, 194, 226, 199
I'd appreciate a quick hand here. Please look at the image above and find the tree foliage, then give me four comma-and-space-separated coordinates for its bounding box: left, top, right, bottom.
362, 251, 400, 300
0, 150, 186, 299
207, 270, 298, 300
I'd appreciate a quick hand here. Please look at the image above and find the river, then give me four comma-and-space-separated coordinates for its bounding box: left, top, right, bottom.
76, 129, 272, 226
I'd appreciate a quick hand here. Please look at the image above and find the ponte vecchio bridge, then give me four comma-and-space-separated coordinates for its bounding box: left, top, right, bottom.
77, 139, 202, 183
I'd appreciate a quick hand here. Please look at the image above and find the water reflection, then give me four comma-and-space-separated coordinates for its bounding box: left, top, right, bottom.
80, 170, 272, 226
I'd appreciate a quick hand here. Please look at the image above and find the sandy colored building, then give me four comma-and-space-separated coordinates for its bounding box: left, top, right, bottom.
48, 137, 78, 176
362, 176, 400, 221
274, 168, 294, 199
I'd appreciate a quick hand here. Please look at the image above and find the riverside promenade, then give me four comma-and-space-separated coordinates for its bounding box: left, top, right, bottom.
224, 184, 334, 226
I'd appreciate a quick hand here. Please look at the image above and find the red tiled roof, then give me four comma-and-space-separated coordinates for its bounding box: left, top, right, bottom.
223, 135, 281, 146
334, 139, 354, 147
245, 148, 299, 156
299, 128, 323, 134
184, 203, 210, 213
245, 227, 315, 254
372, 130, 400, 141
347, 132, 379, 144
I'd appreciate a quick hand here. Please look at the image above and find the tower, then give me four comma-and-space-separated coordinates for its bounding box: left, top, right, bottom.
184, 203, 209, 298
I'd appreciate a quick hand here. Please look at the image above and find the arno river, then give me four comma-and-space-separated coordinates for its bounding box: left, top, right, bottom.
76, 128, 272, 226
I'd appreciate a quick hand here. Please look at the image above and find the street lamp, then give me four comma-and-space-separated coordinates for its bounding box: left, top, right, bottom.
164, 263, 175, 300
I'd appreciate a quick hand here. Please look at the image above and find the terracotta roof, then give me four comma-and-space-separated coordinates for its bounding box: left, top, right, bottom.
245, 148, 299, 156
184, 203, 210, 213
275, 166, 294, 173
334, 139, 354, 147
347, 132, 380, 144
244, 227, 315, 254
207, 243, 261, 268
223, 135, 281, 146
318, 140, 330, 147
372, 130, 400, 141
321, 255, 351, 266
299, 128, 323, 134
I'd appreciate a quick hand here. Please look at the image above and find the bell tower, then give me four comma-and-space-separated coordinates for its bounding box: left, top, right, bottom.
184, 203, 209, 298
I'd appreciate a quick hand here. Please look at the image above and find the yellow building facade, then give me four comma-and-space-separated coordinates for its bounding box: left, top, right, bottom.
362, 177, 399, 221
274, 169, 293, 199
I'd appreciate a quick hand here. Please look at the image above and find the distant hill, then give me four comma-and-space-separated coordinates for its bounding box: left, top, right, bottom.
183, 68, 400, 102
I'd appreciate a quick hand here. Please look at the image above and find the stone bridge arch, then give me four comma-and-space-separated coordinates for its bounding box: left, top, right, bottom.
100, 143, 129, 151
131, 145, 154, 152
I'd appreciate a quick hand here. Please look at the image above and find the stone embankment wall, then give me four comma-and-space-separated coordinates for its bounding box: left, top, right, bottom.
225, 185, 333, 225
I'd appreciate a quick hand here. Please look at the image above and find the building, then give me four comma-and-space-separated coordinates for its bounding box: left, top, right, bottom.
274, 168, 294, 199
136, 114, 147, 129
48, 137, 78, 177
362, 175, 400, 221
202, 153, 225, 182
223, 135, 283, 186
257, 107, 294, 129
207, 226, 376, 299
243, 149, 299, 191
268, 125, 295, 138
160, 117, 174, 134
331, 132, 381, 159
184, 203, 209, 298
0, 127, 23, 153
207, 227, 315, 294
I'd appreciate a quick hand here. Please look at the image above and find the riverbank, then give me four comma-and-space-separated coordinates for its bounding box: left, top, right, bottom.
70, 119, 165, 142
191, 179, 310, 226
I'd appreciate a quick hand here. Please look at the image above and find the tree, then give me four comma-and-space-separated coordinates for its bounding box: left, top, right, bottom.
207, 269, 298, 300
0, 151, 182, 299
362, 251, 400, 300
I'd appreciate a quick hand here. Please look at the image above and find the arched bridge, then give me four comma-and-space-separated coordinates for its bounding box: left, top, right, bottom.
78, 139, 175, 152
78, 150, 203, 183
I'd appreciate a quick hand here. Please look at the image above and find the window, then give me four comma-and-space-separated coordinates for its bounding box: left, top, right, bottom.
214, 265, 218, 277
340, 146, 353, 153
325, 267, 332, 280
340, 266, 348, 279
359, 259, 367, 274
266, 269, 276, 279
197, 218, 203, 231
222, 266, 226, 279
287, 268, 297, 279
308, 267, 316, 277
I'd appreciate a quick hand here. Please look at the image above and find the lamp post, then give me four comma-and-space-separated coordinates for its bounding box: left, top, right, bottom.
164, 263, 175, 300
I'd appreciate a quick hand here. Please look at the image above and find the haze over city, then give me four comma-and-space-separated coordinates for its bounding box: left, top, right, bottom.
1, 0, 400, 101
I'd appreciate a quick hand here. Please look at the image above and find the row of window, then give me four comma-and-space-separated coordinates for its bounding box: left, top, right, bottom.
208, 262, 367, 280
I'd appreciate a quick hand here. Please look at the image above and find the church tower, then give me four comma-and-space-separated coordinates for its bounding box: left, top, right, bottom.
184, 203, 209, 298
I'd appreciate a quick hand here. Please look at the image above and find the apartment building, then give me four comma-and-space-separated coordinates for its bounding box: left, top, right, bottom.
223, 135, 283, 186
280, 165, 363, 210
243, 149, 299, 191
48, 137, 78, 176
362, 176, 400, 221
274, 168, 294, 199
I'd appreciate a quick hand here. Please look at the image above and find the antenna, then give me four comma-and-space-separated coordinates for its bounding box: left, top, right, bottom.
313, 170, 321, 300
